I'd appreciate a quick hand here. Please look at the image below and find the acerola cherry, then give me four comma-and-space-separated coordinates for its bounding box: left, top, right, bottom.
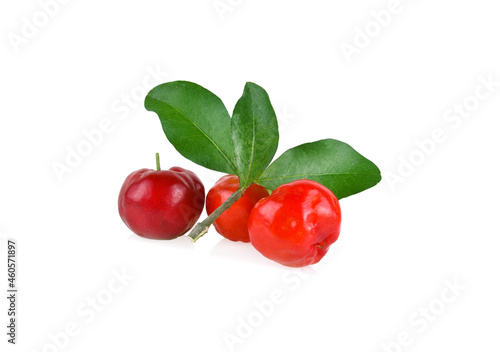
118, 155, 205, 240
206, 175, 269, 242
248, 179, 341, 267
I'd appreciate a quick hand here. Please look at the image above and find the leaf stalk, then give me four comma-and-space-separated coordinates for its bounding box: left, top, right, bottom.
188, 187, 246, 242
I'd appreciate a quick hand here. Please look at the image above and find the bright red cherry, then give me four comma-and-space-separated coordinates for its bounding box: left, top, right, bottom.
118, 155, 205, 240
248, 179, 341, 267
206, 175, 269, 242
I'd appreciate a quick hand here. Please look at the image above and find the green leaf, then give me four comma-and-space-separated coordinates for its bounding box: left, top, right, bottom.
231, 82, 279, 186
145, 81, 236, 174
257, 139, 381, 199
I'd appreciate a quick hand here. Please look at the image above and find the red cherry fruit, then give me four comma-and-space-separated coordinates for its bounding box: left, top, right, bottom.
248, 179, 341, 267
206, 175, 269, 242
118, 157, 205, 240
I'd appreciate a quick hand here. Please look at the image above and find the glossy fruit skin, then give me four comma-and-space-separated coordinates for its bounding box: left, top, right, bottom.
206, 175, 269, 242
118, 167, 205, 240
248, 180, 341, 267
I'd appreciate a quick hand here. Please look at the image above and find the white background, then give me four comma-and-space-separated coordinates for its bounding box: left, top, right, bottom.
1, 0, 499, 351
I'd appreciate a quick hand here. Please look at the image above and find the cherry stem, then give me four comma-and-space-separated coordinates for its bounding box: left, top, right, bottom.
188, 187, 246, 242
156, 153, 161, 171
